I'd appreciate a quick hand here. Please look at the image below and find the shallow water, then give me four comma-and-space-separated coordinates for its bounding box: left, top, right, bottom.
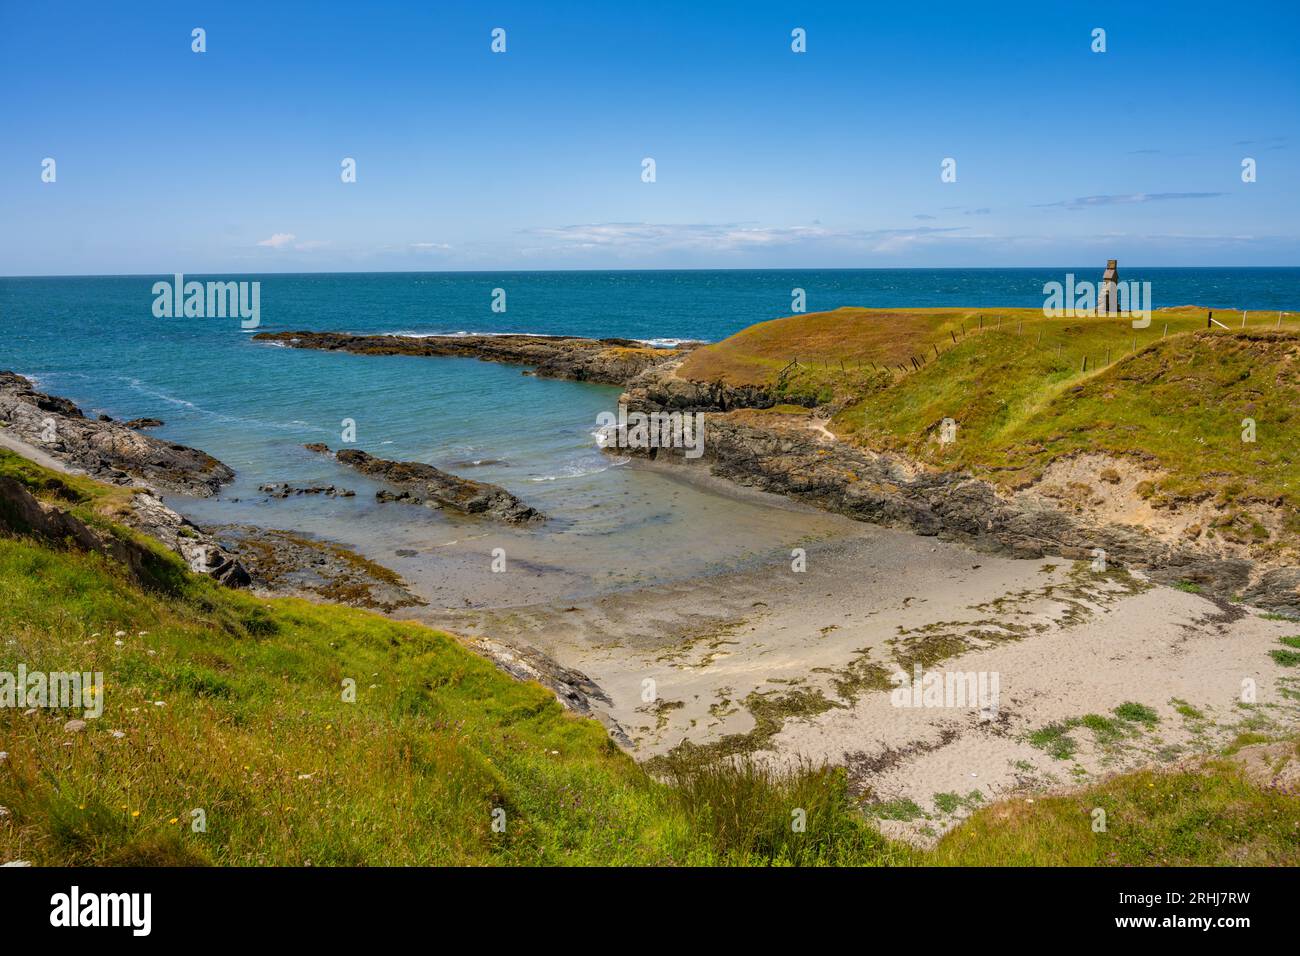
3, 269, 1296, 606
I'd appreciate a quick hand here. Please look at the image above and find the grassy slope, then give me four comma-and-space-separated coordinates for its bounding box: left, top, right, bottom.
681, 307, 1300, 552
2, 450, 1296, 866
932, 745, 1300, 866
0, 452, 906, 866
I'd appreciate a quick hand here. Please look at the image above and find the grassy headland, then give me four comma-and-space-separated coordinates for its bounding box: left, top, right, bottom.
679, 306, 1300, 557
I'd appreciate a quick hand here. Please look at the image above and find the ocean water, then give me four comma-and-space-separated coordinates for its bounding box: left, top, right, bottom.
3, 268, 1297, 605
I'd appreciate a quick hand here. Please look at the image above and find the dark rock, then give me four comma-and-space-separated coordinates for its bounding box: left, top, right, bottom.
124, 417, 164, 430
254, 331, 701, 386
0, 372, 233, 497
258, 482, 355, 499
308, 444, 543, 523
623, 359, 784, 412
1242, 568, 1300, 618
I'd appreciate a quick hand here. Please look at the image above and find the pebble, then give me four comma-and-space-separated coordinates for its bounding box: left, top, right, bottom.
63, 719, 87, 733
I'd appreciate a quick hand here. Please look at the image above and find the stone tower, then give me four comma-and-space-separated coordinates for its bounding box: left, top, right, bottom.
1099, 259, 1119, 315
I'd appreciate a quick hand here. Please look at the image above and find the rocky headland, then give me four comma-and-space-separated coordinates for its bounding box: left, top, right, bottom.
252, 330, 699, 386
0, 371, 232, 497
0, 370, 254, 586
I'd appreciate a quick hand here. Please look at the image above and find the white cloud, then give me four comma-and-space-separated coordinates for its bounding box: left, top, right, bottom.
257, 232, 297, 249
1037, 192, 1224, 210
523, 222, 970, 256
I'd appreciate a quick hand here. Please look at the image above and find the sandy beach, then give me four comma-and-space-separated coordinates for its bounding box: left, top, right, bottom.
406, 474, 1300, 843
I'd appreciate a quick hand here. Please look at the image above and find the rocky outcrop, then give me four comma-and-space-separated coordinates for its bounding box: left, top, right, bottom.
619, 410, 1299, 614
253, 331, 699, 386
0, 372, 233, 497
462, 633, 631, 745
1242, 568, 1300, 618
124, 417, 164, 430
0, 474, 248, 589
309, 445, 544, 523
622, 359, 783, 412
259, 482, 355, 499
127, 491, 251, 587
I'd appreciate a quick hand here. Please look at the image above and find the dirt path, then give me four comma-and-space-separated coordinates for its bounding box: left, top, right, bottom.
0, 429, 80, 474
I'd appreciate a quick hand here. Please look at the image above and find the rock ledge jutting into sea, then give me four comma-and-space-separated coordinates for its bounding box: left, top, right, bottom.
0, 371, 233, 497
253, 330, 699, 386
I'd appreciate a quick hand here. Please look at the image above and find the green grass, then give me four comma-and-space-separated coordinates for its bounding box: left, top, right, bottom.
867, 797, 926, 822
1028, 722, 1079, 760
1114, 702, 1160, 725
0, 526, 925, 866
930, 756, 1300, 866
838, 325, 1299, 523
1080, 713, 1128, 743
1029, 705, 1161, 760
0, 447, 143, 536
933, 791, 983, 815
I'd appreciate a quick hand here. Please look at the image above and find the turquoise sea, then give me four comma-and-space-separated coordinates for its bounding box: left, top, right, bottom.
3, 268, 1297, 605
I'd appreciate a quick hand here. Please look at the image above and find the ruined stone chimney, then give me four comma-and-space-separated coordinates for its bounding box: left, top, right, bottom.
1099, 259, 1118, 315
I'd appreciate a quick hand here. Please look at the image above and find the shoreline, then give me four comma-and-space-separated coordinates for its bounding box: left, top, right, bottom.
4, 361, 1298, 848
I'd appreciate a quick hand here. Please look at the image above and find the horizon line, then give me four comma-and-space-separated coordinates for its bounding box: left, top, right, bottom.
4, 264, 1300, 281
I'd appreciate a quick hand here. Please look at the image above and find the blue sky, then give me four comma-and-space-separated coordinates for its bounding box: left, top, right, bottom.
2, 0, 1297, 274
